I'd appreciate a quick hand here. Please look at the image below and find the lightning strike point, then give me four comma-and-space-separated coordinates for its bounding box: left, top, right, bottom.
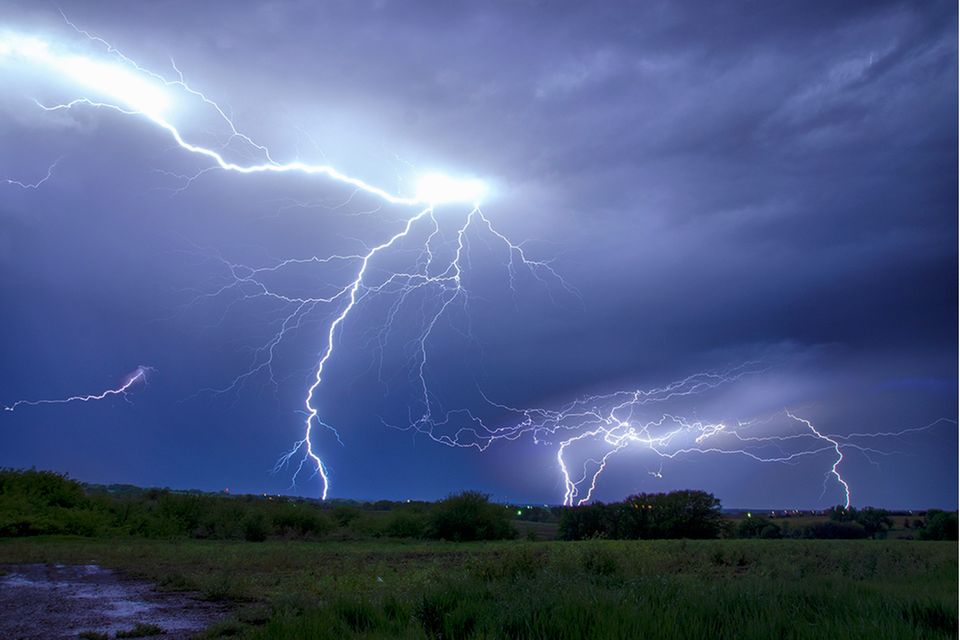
415, 173, 487, 205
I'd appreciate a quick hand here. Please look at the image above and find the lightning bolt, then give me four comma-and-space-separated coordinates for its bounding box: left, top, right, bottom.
278, 205, 435, 499
3, 366, 151, 413
2, 20, 953, 507
785, 412, 850, 508
0, 23, 533, 500
2, 157, 61, 190
0, 28, 479, 207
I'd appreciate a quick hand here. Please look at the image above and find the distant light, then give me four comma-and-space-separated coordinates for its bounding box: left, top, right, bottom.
415, 173, 487, 205
516, 510, 522, 516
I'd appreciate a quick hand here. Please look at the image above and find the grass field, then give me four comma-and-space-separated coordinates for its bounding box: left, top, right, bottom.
1, 536, 955, 639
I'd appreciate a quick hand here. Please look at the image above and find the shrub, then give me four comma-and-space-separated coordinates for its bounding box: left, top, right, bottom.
918, 511, 958, 541
331, 506, 362, 527
0, 468, 86, 508
272, 504, 333, 538
243, 513, 270, 542
738, 517, 782, 539
428, 491, 516, 541
803, 521, 868, 539
383, 511, 426, 538
0, 469, 104, 536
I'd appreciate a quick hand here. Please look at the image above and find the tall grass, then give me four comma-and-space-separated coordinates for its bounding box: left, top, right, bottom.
247, 540, 957, 639
2, 537, 954, 639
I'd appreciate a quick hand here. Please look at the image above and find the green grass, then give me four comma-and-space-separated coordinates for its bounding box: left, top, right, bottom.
1, 537, 955, 639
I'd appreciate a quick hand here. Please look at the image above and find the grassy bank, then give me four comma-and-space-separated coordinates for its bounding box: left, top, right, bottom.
1, 537, 955, 639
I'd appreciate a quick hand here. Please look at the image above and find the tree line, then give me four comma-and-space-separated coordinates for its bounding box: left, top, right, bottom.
2, 469, 956, 542
558, 490, 726, 540
557, 491, 958, 541
0, 469, 517, 542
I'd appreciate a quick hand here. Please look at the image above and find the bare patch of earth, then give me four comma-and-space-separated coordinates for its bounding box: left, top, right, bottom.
0, 564, 227, 639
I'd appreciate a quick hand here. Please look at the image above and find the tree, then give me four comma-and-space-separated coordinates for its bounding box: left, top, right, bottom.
559, 490, 724, 540
558, 502, 609, 540
918, 511, 958, 541
647, 490, 724, 538
827, 505, 892, 539
855, 508, 893, 539
428, 491, 516, 541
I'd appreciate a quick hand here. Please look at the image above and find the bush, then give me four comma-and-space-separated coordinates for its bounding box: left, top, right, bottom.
802, 521, 868, 539
383, 511, 427, 538
919, 511, 958, 541
738, 517, 782, 539
272, 504, 333, 538
0, 468, 86, 508
243, 513, 270, 542
0, 469, 105, 536
331, 506, 362, 527
428, 491, 516, 541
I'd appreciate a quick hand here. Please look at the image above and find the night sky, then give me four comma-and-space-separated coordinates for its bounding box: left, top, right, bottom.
1, 1, 956, 509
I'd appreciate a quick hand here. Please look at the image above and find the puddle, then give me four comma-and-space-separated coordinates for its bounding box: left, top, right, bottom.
0, 564, 227, 639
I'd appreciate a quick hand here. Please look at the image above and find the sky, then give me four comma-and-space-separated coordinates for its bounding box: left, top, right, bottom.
0, 0, 956, 509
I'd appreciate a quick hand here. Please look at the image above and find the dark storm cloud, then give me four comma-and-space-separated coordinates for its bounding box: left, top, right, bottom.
0, 1, 955, 507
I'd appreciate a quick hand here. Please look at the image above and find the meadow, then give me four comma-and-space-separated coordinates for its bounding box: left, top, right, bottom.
1, 470, 956, 638
0, 536, 956, 639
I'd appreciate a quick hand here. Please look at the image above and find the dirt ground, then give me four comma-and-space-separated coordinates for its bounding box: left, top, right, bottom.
0, 563, 226, 640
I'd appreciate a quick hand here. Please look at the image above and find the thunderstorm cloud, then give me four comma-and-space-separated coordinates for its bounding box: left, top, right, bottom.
0, 1, 955, 508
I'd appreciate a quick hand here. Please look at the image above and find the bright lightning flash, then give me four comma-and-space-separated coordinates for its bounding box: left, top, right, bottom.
415, 173, 487, 205
3, 22, 952, 508
0, 29, 481, 207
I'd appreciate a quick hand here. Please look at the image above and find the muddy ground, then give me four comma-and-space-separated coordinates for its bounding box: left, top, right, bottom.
0, 564, 227, 639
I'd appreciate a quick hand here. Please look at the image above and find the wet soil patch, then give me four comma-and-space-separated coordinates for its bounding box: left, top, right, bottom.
0, 563, 227, 639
